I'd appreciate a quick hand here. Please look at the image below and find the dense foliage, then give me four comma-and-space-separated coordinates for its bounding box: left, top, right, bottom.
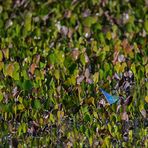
0, 0, 148, 147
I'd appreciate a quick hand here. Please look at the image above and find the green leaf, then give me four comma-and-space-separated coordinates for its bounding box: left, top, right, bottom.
84, 113, 91, 122
49, 53, 56, 64
80, 54, 86, 66
0, 19, 4, 28
22, 80, 33, 90
33, 99, 41, 110
99, 69, 104, 80
50, 113, 55, 123
22, 122, 27, 133
98, 33, 105, 44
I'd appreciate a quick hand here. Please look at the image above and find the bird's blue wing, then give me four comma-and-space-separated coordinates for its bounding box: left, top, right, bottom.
100, 88, 119, 105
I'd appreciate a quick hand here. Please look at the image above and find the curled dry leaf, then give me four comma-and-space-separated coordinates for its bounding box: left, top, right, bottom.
86, 78, 93, 84
85, 68, 90, 79
61, 26, 68, 36
116, 104, 121, 113
118, 54, 125, 62
71, 48, 79, 60
121, 112, 129, 121
77, 75, 84, 84
12, 87, 18, 97
5, 19, 13, 29
140, 109, 147, 118
114, 73, 120, 80
98, 99, 106, 107
68, 27, 74, 38
113, 50, 119, 65
64, 10, 72, 18
82, 9, 91, 18
84, 26, 91, 38
84, 53, 89, 63
67, 141, 73, 147
124, 96, 133, 106
122, 39, 133, 54
2, 48, 9, 59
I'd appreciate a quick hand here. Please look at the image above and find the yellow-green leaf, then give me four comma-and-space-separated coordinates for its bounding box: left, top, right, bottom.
57, 111, 64, 121
106, 31, 112, 40
85, 97, 95, 106
54, 70, 60, 80
24, 12, 32, 32
145, 96, 148, 103
0, 62, 4, 71
144, 19, 148, 32
49, 113, 55, 123
93, 111, 98, 119
17, 104, 25, 111
93, 72, 99, 83
0, 90, 3, 102
0, 50, 3, 61
83, 16, 97, 27
131, 63, 136, 76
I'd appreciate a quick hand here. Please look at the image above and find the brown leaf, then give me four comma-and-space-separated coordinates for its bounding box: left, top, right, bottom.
68, 27, 74, 38
29, 63, 36, 75
33, 54, 40, 65
122, 39, 133, 53
7, 63, 14, 77
64, 10, 72, 18
2, 48, 9, 59
113, 50, 119, 65
122, 39, 128, 49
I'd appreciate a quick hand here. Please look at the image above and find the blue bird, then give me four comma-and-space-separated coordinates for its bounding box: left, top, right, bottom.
100, 88, 119, 105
